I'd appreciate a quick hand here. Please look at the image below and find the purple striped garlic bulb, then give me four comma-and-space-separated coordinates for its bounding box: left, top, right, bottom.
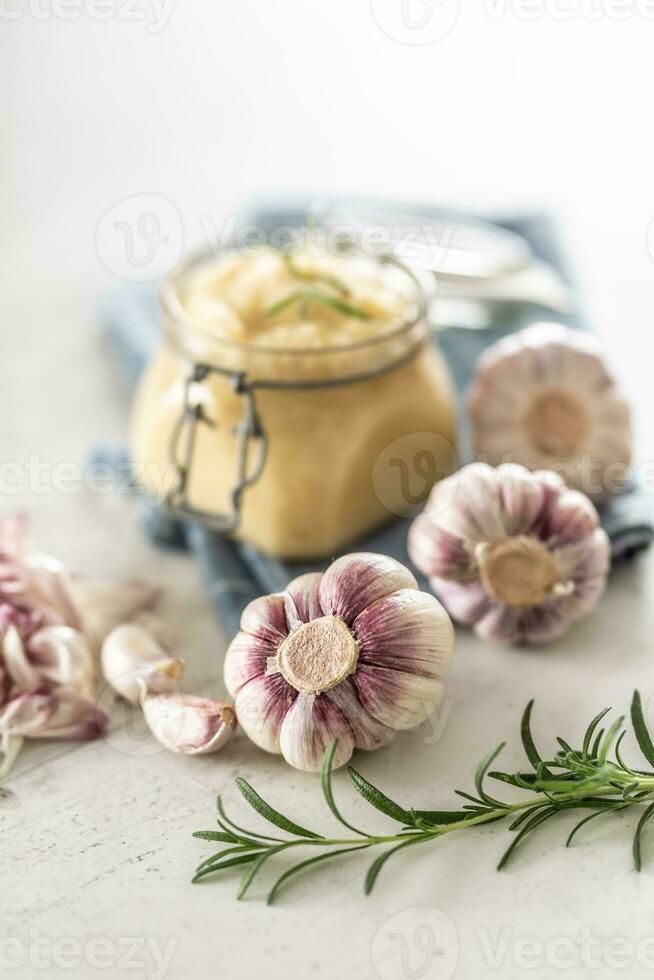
408, 463, 610, 646
468, 323, 632, 500
224, 553, 455, 772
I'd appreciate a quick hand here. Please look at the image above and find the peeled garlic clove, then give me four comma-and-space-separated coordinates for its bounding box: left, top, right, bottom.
225, 551, 455, 771
468, 323, 632, 499
101, 624, 184, 704
141, 693, 236, 755
409, 461, 610, 646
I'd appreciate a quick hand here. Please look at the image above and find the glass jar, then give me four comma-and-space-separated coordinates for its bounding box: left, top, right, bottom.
130, 248, 457, 559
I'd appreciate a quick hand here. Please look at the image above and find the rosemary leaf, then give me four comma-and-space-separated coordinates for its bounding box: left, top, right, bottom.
583, 707, 611, 759
216, 795, 285, 845
347, 767, 414, 825
321, 740, 367, 837
598, 716, 625, 766
264, 289, 370, 321
192, 851, 265, 884
238, 843, 298, 901
633, 801, 654, 871
521, 700, 551, 777
497, 806, 559, 870
267, 845, 372, 906
566, 810, 607, 848
192, 830, 239, 844
631, 692, 654, 767
236, 778, 324, 840
474, 743, 507, 808
588, 729, 605, 761
364, 838, 423, 896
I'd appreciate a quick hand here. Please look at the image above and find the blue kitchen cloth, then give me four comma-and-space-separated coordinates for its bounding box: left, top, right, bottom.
97, 205, 653, 639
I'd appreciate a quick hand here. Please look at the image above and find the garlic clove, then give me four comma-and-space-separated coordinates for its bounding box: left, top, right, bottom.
474, 605, 523, 645
325, 679, 395, 751
223, 630, 272, 699
141, 693, 236, 755
28, 626, 96, 698
407, 521, 471, 581
553, 532, 611, 625
278, 692, 355, 772
240, 593, 289, 644
234, 673, 296, 754
424, 463, 506, 545
319, 553, 417, 624
428, 579, 491, 626
0, 686, 108, 741
0, 603, 42, 639
101, 624, 184, 704
20, 554, 82, 630
556, 529, 611, 585
352, 664, 444, 731
540, 487, 600, 545
497, 465, 549, 536
354, 589, 455, 678
1, 624, 40, 691
283, 572, 323, 628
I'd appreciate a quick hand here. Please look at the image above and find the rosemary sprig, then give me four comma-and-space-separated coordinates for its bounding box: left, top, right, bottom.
281, 252, 351, 297
264, 249, 368, 320
192, 691, 654, 903
263, 288, 370, 321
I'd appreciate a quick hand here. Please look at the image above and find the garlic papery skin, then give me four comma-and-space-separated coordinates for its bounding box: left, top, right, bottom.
408, 462, 610, 647
101, 624, 184, 704
141, 693, 236, 755
224, 553, 455, 772
468, 323, 632, 500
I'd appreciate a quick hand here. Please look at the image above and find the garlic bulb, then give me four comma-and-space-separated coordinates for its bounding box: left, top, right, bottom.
141, 693, 236, 755
408, 462, 610, 646
224, 552, 455, 772
101, 624, 184, 704
468, 323, 632, 499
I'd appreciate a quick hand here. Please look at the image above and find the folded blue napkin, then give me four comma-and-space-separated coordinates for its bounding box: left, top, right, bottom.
97, 204, 652, 640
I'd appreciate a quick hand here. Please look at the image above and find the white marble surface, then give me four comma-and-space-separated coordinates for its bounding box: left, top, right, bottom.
3, 5, 654, 979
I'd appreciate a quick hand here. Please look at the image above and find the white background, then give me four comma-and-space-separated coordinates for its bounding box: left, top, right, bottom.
2, 3, 654, 979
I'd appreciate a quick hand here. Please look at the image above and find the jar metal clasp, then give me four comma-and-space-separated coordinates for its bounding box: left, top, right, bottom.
165, 362, 269, 532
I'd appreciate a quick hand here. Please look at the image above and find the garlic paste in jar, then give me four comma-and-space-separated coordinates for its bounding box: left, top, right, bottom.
130, 247, 457, 558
